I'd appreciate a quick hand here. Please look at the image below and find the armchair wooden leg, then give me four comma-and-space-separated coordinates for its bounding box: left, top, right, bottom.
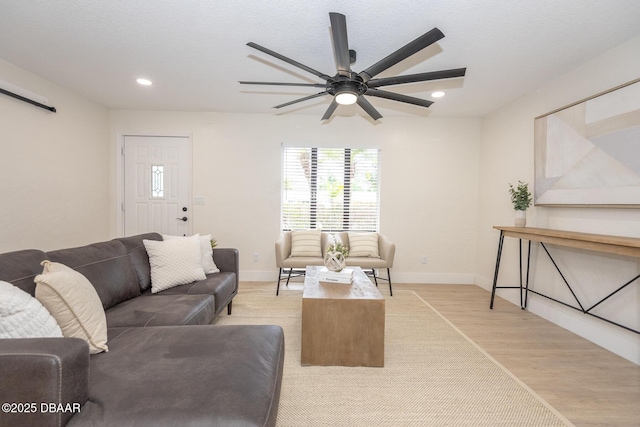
227, 300, 233, 315
387, 268, 393, 296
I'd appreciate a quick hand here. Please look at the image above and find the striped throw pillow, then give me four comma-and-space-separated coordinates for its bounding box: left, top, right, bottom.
290, 230, 322, 257
348, 232, 380, 258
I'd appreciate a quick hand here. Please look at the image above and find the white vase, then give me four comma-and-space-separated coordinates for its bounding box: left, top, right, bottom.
514, 210, 527, 227
324, 251, 346, 272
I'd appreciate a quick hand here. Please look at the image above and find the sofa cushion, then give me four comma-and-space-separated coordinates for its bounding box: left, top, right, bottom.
164, 234, 220, 274
281, 256, 325, 269
281, 255, 389, 269
0, 280, 62, 338
345, 257, 390, 268
0, 249, 48, 296
47, 240, 141, 310
115, 233, 162, 292
347, 232, 380, 257
290, 230, 322, 257
143, 236, 207, 293
35, 261, 109, 354
75, 325, 284, 427
158, 272, 237, 315
105, 293, 215, 327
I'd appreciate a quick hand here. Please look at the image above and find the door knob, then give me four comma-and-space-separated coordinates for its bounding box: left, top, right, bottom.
176, 217, 188, 222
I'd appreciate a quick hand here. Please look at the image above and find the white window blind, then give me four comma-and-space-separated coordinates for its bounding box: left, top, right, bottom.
282, 147, 380, 231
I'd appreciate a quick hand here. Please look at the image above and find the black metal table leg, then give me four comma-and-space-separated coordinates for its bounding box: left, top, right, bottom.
523, 240, 531, 309
491, 226, 640, 335
276, 268, 282, 295
490, 231, 505, 309
518, 239, 523, 308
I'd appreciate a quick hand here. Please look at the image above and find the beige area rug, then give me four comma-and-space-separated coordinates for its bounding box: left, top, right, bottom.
214, 289, 573, 426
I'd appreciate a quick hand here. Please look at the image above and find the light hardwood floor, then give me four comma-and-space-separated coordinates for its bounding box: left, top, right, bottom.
240, 281, 640, 427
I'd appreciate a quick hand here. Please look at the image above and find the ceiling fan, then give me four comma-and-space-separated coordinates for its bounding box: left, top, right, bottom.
240, 12, 466, 121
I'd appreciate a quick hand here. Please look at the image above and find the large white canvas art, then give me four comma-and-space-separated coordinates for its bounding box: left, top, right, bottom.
534, 79, 640, 206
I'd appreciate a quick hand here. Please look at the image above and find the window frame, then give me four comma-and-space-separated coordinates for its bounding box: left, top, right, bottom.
281, 146, 380, 232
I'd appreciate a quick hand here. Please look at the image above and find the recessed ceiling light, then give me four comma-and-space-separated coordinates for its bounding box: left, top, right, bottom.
136, 78, 153, 86
431, 91, 445, 98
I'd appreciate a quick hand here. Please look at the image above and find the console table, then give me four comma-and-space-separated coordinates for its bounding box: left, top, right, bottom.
490, 226, 640, 335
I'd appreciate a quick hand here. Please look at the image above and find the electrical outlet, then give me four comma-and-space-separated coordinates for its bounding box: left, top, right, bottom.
421, 255, 428, 264
253, 252, 260, 262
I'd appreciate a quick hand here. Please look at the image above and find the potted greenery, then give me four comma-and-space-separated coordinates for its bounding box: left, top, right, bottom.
508, 181, 532, 227
324, 235, 349, 272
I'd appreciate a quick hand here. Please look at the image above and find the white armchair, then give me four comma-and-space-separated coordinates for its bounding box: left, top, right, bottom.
275, 231, 395, 296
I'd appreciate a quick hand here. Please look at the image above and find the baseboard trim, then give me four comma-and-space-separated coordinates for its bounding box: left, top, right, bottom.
391, 272, 475, 284
240, 270, 278, 282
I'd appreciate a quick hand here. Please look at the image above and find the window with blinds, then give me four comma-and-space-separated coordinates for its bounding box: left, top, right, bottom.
282, 147, 380, 231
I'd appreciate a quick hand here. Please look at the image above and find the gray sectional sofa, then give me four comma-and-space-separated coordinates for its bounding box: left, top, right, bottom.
0, 233, 285, 427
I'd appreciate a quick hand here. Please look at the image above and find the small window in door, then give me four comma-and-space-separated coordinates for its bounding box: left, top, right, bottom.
151, 165, 164, 198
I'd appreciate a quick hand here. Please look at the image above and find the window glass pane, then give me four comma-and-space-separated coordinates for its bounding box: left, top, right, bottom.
151, 165, 164, 198
349, 148, 379, 230
282, 147, 379, 231
316, 148, 345, 230
282, 148, 311, 230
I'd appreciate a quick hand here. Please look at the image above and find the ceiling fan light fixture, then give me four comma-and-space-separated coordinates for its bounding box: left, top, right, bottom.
431, 91, 445, 98
242, 12, 467, 121
136, 78, 153, 86
335, 90, 357, 105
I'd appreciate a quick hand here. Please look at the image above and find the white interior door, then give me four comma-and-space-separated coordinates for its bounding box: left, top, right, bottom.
123, 135, 192, 237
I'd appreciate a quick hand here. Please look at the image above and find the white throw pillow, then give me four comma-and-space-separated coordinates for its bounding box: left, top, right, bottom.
0, 280, 63, 339
348, 232, 380, 258
290, 230, 322, 257
35, 261, 108, 354
144, 234, 206, 293
163, 234, 219, 274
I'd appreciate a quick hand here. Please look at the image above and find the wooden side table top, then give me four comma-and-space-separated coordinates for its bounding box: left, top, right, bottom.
493, 226, 640, 258
303, 266, 384, 300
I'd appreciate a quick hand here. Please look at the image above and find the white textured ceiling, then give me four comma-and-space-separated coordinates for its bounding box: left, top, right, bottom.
1, 0, 639, 119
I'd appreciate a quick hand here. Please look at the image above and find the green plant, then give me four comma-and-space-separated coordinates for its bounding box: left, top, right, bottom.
326, 241, 349, 257
210, 237, 218, 248
508, 181, 532, 211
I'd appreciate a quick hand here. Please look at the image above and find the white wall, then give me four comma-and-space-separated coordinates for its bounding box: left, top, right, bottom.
109, 112, 480, 284
0, 60, 110, 252
476, 35, 640, 364
1, 34, 637, 364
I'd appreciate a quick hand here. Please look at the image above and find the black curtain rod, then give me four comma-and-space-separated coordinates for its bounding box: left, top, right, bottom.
0, 87, 56, 113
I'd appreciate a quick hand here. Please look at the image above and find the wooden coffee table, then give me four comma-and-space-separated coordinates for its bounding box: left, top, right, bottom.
301, 266, 385, 367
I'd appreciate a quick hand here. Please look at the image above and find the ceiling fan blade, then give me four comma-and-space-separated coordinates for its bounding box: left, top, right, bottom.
365, 88, 433, 108
321, 99, 339, 121
273, 91, 328, 109
356, 96, 383, 121
247, 42, 332, 81
358, 28, 445, 81
239, 81, 327, 88
366, 68, 467, 88
329, 12, 351, 77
